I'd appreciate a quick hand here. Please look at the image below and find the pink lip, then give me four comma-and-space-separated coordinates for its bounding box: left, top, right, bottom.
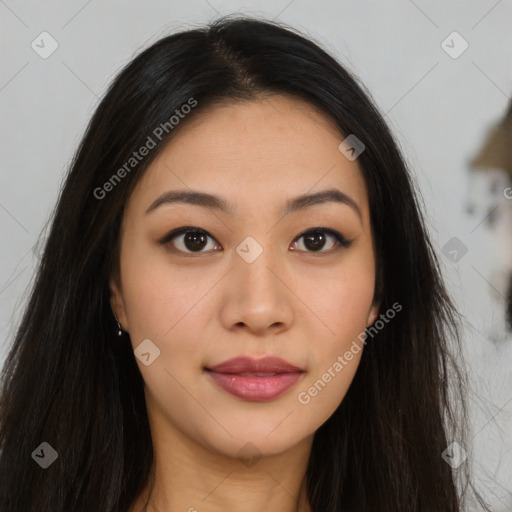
205, 356, 305, 402
207, 356, 304, 374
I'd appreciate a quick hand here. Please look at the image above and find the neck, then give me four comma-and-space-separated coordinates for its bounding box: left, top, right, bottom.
129, 427, 314, 512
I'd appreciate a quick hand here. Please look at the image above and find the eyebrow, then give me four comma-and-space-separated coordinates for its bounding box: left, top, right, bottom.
145, 188, 362, 222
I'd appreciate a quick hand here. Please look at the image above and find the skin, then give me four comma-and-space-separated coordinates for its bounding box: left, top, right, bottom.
110, 94, 380, 512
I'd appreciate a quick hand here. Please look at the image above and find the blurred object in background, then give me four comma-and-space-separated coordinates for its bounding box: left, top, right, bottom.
467, 98, 512, 338
471, 99, 512, 179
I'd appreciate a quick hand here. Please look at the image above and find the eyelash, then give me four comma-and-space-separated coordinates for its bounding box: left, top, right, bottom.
158, 226, 353, 256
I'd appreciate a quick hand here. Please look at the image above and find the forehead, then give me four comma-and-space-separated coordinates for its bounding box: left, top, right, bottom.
128, 95, 370, 222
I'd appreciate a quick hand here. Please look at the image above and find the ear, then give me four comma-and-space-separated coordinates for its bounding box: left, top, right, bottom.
367, 297, 381, 327
367, 270, 383, 327
109, 277, 129, 331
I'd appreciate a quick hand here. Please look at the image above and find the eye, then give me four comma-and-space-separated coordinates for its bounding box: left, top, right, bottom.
159, 226, 220, 255
291, 228, 353, 253
159, 226, 353, 255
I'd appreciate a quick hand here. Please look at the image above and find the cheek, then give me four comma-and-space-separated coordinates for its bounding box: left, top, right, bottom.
124, 275, 206, 351
120, 254, 209, 395
300, 251, 375, 391
307, 280, 371, 380
295, 269, 373, 422
315, 278, 373, 328
304, 256, 376, 337
119, 231, 207, 341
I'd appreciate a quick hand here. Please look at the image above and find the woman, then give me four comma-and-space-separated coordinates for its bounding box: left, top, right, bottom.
0, 15, 490, 512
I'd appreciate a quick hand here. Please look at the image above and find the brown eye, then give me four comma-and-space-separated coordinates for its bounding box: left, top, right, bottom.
159, 227, 220, 254
290, 228, 352, 253
159, 226, 352, 256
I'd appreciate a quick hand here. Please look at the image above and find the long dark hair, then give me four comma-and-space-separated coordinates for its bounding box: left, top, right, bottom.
0, 15, 490, 512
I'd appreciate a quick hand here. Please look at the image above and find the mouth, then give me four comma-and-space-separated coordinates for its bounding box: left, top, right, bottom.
204, 356, 305, 402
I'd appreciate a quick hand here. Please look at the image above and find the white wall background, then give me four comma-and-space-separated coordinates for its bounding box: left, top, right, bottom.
1, 0, 511, 509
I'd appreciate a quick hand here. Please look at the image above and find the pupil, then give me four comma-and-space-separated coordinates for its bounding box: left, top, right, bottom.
185, 232, 207, 251
304, 231, 325, 251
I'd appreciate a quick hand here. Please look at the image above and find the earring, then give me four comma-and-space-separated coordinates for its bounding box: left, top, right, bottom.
113, 314, 124, 336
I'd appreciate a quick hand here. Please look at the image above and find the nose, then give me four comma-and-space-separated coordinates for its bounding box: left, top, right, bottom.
218, 241, 294, 336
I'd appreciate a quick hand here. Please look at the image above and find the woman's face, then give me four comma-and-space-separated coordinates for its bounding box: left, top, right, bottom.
110, 94, 379, 459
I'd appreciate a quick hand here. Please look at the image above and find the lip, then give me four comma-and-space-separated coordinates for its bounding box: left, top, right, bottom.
205, 356, 305, 402
207, 356, 304, 374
